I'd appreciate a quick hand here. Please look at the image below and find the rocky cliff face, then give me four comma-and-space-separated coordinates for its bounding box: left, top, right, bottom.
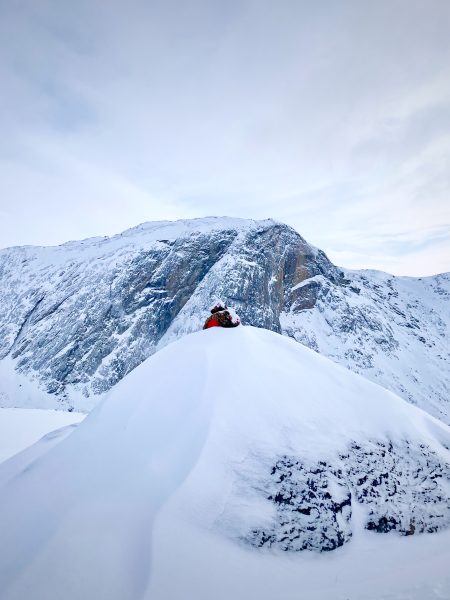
0, 217, 449, 422
280, 269, 450, 424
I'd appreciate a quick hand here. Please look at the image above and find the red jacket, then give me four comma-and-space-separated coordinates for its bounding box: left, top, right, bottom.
203, 310, 240, 329
204, 314, 221, 329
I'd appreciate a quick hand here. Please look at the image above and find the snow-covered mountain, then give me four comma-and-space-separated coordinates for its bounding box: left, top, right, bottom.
0, 217, 449, 422
1, 327, 449, 600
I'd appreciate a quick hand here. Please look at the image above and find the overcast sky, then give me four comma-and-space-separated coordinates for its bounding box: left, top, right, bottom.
1, 0, 449, 275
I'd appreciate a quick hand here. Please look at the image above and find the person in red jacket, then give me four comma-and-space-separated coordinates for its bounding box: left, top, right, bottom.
203, 301, 241, 329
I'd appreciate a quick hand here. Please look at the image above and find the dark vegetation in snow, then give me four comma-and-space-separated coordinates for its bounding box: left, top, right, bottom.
247, 440, 450, 552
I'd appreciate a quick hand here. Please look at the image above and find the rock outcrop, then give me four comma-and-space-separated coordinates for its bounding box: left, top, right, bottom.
0, 217, 449, 421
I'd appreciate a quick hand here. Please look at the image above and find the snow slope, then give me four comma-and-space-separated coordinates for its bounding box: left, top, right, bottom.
0, 217, 309, 410
281, 269, 450, 424
0, 408, 84, 463
0, 326, 449, 600
1, 216, 448, 426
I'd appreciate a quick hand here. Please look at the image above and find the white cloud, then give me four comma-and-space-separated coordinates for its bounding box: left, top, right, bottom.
0, 0, 449, 275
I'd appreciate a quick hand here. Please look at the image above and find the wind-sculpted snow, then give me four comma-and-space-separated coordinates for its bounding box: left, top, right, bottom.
1, 327, 450, 599
0, 217, 449, 424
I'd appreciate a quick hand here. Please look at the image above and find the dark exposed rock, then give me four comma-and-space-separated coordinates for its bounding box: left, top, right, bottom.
342, 440, 450, 535
0, 217, 449, 420
243, 439, 450, 552
247, 457, 352, 552
0, 219, 339, 409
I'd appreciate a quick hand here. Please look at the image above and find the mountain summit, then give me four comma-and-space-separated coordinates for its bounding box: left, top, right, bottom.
1, 326, 449, 600
0, 217, 449, 423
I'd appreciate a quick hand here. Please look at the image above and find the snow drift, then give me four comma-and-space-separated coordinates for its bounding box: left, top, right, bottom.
0, 326, 449, 600
2, 216, 449, 425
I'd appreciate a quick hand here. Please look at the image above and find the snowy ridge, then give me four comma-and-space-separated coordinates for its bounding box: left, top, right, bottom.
0, 216, 449, 425
0, 408, 84, 463
281, 269, 450, 424
0, 217, 329, 410
0, 327, 449, 599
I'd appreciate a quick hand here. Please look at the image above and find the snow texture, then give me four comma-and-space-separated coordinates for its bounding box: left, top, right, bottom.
281, 268, 450, 425
247, 457, 353, 552
0, 326, 449, 600
0, 408, 84, 463
248, 440, 450, 553
0, 217, 449, 426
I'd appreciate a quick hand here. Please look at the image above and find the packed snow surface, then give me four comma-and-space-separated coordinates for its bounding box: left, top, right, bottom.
0, 326, 449, 600
0, 408, 84, 463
